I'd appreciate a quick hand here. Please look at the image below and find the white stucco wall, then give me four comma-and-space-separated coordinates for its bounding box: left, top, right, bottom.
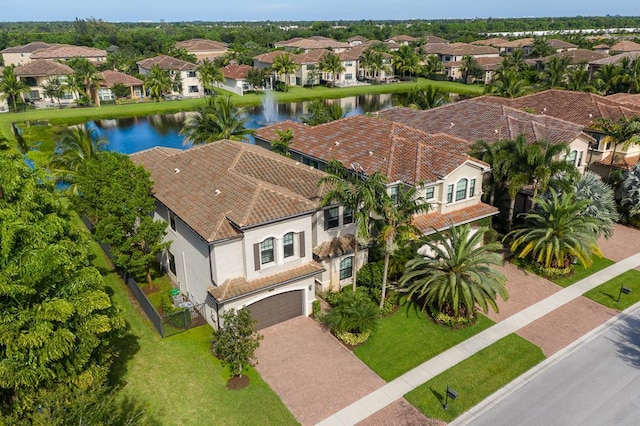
439, 162, 485, 215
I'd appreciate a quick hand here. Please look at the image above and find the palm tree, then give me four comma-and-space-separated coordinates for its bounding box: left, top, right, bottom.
594, 63, 622, 95
591, 117, 640, 180
405, 85, 449, 110
622, 163, 640, 217
566, 67, 595, 92
398, 224, 507, 319
360, 48, 383, 80
180, 95, 255, 144
197, 58, 224, 95
271, 52, 299, 91
66, 57, 102, 106
301, 100, 350, 125
538, 55, 571, 89
489, 69, 529, 98
469, 139, 506, 206
530, 37, 554, 58
144, 64, 172, 101
377, 185, 427, 309
573, 171, 619, 239
0, 65, 29, 112
319, 52, 345, 87
49, 127, 107, 191
619, 57, 640, 93
423, 54, 443, 75
506, 189, 602, 270
393, 45, 421, 78
460, 54, 480, 83
319, 171, 389, 291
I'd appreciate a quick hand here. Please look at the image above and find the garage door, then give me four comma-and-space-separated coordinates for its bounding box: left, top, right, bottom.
247, 290, 303, 330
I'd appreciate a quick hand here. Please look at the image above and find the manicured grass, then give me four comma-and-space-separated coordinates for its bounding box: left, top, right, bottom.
77, 217, 297, 425
583, 269, 640, 310
354, 303, 494, 381
404, 334, 545, 423
0, 77, 483, 141
551, 256, 615, 287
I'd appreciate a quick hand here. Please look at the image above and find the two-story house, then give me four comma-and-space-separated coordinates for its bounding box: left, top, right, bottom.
421, 42, 500, 81
1, 42, 107, 67
137, 55, 202, 99
255, 115, 498, 240
130, 140, 364, 330
175, 38, 228, 62
14, 60, 76, 103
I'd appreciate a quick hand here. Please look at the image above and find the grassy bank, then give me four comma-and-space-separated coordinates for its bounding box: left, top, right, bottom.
0, 78, 483, 141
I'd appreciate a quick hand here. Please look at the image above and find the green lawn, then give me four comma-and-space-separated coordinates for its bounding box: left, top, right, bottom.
80, 219, 297, 425
0, 77, 483, 141
354, 303, 494, 381
405, 334, 545, 423
551, 256, 615, 287
583, 269, 640, 310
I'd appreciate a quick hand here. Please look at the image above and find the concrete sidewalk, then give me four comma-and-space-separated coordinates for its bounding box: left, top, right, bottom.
317, 252, 640, 426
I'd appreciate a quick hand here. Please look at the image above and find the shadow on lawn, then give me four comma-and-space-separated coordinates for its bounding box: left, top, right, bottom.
109, 330, 141, 387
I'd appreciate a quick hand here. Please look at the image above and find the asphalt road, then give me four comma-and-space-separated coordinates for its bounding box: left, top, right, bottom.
468, 309, 640, 426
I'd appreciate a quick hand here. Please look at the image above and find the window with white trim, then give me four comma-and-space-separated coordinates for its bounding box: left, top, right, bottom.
455, 178, 468, 202
283, 232, 294, 258
469, 178, 476, 198
425, 186, 435, 199
325, 207, 339, 229
567, 150, 577, 165
447, 184, 454, 203
169, 212, 176, 231
260, 238, 275, 264
340, 256, 353, 280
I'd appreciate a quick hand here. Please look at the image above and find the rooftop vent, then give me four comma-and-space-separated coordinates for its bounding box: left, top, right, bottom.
174, 168, 180, 174
368, 150, 373, 156
214, 189, 221, 195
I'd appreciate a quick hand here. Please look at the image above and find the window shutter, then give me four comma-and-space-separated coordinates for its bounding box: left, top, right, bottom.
253, 243, 260, 271
299, 231, 305, 258
324, 210, 329, 230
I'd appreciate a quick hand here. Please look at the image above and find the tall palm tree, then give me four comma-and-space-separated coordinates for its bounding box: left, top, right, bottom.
489, 69, 529, 98
538, 55, 571, 89
393, 45, 421, 78
0, 65, 29, 112
197, 58, 224, 95
271, 52, 299, 91
180, 95, 255, 144
49, 127, 107, 191
66, 57, 102, 106
469, 139, 506, 206
591, 117, 640, 180
622, 163, 640, 217
405, 85, 449, 110
377, 185, 426, 309
460, 54, 480, 83
319, 171, 389, 291
319, 52, 346, 87
359, 47, 378, 80
530, 37, 554, 58
594, 63, 622, 95
399, 224, 507, 319
506, 189, 602, 270
144, 64, 172, 101
566, 67, 595, 92
620, 57, 640, 94
423, 54, 443, 75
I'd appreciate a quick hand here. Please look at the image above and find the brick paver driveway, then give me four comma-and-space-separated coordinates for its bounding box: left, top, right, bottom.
598, 224, 640, 262
255, 316, 429, 425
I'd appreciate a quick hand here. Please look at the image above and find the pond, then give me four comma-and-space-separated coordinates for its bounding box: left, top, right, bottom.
89, 93, 398, 154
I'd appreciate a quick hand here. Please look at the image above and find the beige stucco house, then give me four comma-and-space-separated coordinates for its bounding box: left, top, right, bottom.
137, 55, 202, 98
175, 38, 228, 62
97, 70, 144, 101
14, 60, 76, 103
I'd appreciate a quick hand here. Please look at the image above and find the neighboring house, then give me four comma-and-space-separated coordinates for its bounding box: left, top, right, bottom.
494, 38, 576, 56
29, 44, 107, 65
479, 89, 640, 174
386, 35, 418, 46
592, 44, 611, 55
14, 60, 76, 103
420, 43, 500, 80
98, 70, 144, 101
255, 115, 498, 239
589, 51, 640, 79
219, 64, 253, 95
175, 38, 228, 62
274, 36, 350, 53
377, 97, 595, 175
1, 41, 52, 66
532, 49, 607, 72
547, 39, 579, 53
347, 35, 368, 46
130, 140, 364, 330
472, 38, 508, 47
609, 40, 640, 55
446, 56, 502, 83
345, 44, 395, 82
136, 55, 202, 98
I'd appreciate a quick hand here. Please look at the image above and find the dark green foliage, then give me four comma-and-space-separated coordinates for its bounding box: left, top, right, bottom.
323, 289, 379, 334
356, 262, 384, 291
110, 82, 132, 100
211, 308, 263, 378
272, 128, 293, 157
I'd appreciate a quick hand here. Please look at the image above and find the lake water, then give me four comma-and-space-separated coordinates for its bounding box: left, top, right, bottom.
89, 93, 397, 154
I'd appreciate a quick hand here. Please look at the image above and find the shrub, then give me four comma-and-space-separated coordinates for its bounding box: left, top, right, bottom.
323, 289, 378, 336
356, 262, 384, 291
320, 289, 343, 306
430, 307, 477, 328
334, 330, 371, 346
528, 260, 572, 278
629, 215, 640, 229
312, 299, 322, 320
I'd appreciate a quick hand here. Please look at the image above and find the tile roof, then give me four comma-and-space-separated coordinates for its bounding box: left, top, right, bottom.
589, 51, 640, 66
221, 64, 252, 80
594, 153, 640, 170
547, 39, 578, 49
412, 202, 499, 234
423, 35, 449, 44
255, 115, 480, 185
254, 49, 335, 65
30, 44, 106, 60
536, 49, 607, 65
1, 41, 51, 54
610, 40, 640, 53
377, 98, 592, 146
478, 89, 640, 128
338, 44, 393, 61
175, 38, 227, 52
607, 93, 640, 107
496, 38, 534, 49
348, 36, 369, 42
99, 70, 143, 87
421, 42, 499, 56
472, 38, 508, 46
137, 55, 197, 71
274, 36, 350, 50
208, 261, 324, 302
446, 56, 502, 71
130, 140, 329, 243
387, 35, 418, 43
313, 235, 357, 259
14, 60, 73, 77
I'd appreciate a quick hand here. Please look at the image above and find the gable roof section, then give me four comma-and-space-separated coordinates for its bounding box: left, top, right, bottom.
14, 60, 73, 77
536, 49, 607, 65
472, 38, 508, 47
547, 39, 578, 50
255, 115, 477, 185
422, 42, 498, 56
589, 51, 640, 66
274, 36, 350, 50
221, 64, 252, 80
30, 44, 106, 60
610, 40, 640, 53
413, 203, 499, 234
1, 41, 51, 54
100, 70, 143, 87
377, 98, 592, 145
130, 140, 328, 243
175, 38, 227, 52
137, 55, 197, 71
479, 89, 640, 128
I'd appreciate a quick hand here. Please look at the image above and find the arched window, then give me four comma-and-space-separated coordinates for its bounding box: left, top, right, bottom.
283, 232, 294, 258
455, 178, 468, 202
339, 257, 353, 280
260, 237, 275, 264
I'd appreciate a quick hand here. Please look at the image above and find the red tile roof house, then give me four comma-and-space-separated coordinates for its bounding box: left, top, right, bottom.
130, 140, 366, 330
98, 70, 144, 101
14, 60, 76, 105
175, 38, 228, 63
136, 55, 202, 99
255, 115, 498, 246
479, 89, 640, 175
218, 64, 253, 96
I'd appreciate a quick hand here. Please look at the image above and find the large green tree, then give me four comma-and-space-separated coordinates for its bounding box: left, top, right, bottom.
41, 75, 68, 107
144, 64, 172, 101
66, 57, 101, 106
271, 52, 299, 91
0, 64, 29, 111
393, 45, 421, 78
398, 225, 507, 319
197, 58, 224, 94
0, 153, 125, 417
180, 95, 255, 144
319, 51, 346, 87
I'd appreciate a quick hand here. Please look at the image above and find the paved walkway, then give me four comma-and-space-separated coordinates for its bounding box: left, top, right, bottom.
317, 252, 640, 425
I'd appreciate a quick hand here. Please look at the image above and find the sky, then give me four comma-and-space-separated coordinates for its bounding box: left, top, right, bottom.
1, 0, 638, 22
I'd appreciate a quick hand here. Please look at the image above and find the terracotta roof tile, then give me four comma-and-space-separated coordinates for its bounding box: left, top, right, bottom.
130, 141, 329, 242
30, 44, 106, 60
313, 235, 357, 259
537, 49, 607, 65
99, 70, 143, 87
208, 261, 324, 302
595, 153, 640, 170
610, 40, 640, 53
274, 37, 350, 50
255, 115, 476, 185
221, 64, 251, 80
1, 41, 51, 54
472, 38, 508, 47
137, 54, 197, 71
589, 51, 640, 66
413, 202, 499, 234
175, 38, 227, 52
547, 39, 578, 49
421, 42, 499, 56
14, 60, 73, 77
